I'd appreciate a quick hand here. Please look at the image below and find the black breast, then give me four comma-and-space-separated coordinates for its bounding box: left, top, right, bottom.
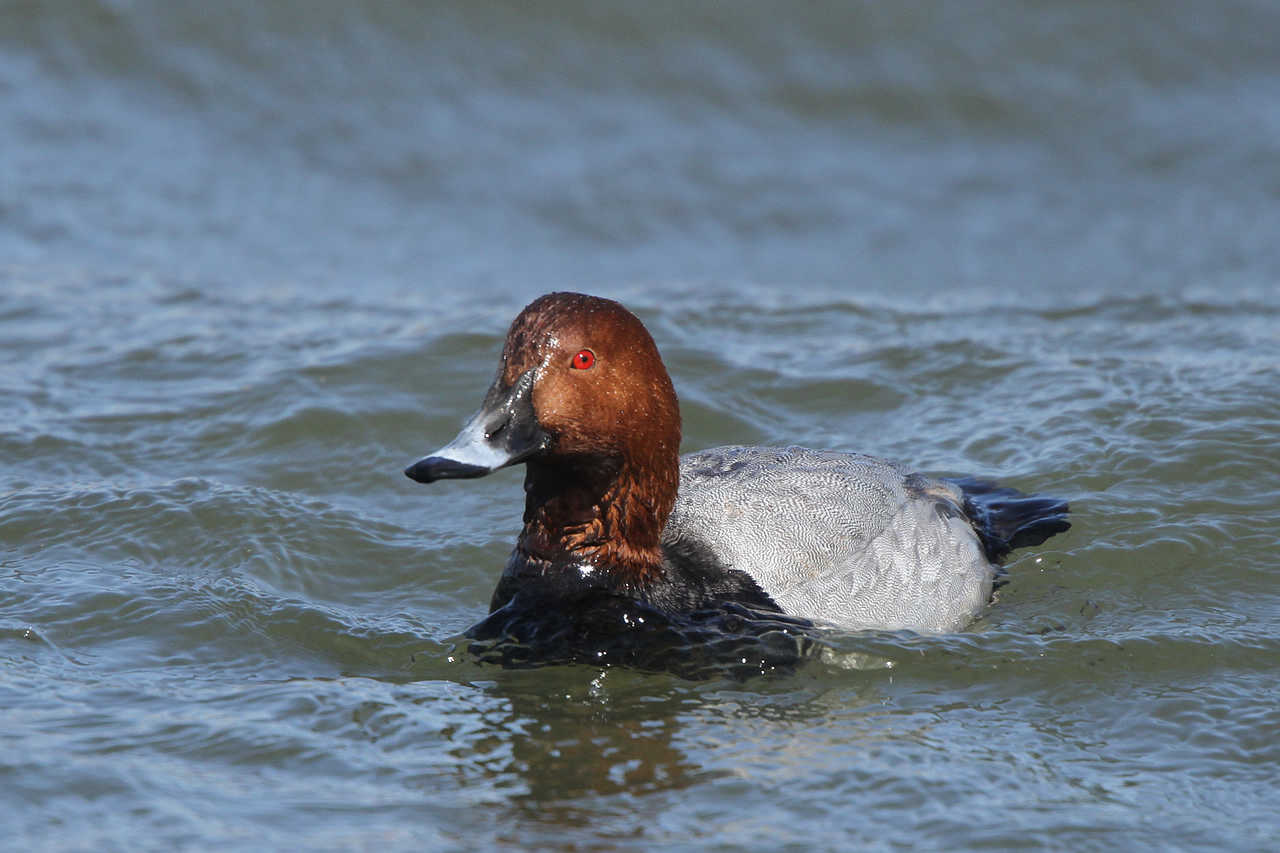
465, 543, 811, 678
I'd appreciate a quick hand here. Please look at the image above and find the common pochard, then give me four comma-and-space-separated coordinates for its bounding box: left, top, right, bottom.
405, 293, 1069, 661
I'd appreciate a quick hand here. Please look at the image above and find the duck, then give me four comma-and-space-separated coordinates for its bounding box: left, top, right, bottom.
404, 292, 1069, 658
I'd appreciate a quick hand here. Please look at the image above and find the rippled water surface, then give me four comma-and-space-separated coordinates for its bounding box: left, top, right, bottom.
3, 2, 1279, 850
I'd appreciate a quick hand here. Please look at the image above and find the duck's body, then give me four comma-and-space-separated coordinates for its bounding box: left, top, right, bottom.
667, 445, 989, 633
404, 292, 1069, 651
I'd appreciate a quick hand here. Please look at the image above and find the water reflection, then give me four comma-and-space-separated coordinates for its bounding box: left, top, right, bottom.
431, 653, 891, 835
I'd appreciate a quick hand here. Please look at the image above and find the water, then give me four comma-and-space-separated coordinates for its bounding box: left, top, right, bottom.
3, 1, 1279, 849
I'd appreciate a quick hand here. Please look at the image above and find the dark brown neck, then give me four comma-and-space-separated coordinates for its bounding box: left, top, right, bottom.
516, 454, 675, 589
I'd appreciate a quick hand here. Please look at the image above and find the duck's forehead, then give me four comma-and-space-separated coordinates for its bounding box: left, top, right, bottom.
501, 306, 582, 381
499, 293, 638, 383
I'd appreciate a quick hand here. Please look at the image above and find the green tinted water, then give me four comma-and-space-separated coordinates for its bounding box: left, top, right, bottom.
3, 2, 1279, 850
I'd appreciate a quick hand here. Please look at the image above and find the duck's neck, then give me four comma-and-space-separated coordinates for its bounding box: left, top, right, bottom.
514, 453, 676, 591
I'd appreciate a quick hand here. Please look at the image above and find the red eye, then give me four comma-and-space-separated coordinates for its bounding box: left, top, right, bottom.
571, 349, 596, 370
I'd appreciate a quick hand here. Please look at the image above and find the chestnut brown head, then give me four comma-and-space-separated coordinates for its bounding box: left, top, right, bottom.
404, 292, 681, 503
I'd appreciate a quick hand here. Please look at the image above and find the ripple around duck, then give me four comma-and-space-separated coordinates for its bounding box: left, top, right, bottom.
4, 0, 1280, 846
0, 481, 491, 670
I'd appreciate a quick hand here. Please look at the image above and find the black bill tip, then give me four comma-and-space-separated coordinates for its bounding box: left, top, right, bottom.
403, 456, 493, 484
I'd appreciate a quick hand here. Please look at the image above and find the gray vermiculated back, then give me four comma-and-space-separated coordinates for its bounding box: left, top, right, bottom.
664, 446, 993, 632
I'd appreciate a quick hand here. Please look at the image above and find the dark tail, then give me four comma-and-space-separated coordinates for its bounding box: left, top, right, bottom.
948, 478, 1071, 563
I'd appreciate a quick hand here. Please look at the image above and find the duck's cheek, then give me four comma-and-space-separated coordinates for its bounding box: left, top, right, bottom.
530, 380, 578, 435
532, 416, 587, 455
530, 409, 608, 458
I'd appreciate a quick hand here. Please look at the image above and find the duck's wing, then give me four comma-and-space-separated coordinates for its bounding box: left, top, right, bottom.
664, 445, 995, 633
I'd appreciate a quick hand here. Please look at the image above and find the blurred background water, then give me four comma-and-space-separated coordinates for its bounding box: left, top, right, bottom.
2, 1, 1278, 849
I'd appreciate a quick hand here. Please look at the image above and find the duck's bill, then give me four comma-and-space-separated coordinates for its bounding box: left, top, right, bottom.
404, 369, 547, 484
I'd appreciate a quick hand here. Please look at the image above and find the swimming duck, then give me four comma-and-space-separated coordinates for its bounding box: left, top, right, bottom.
405, 292, 1068, 650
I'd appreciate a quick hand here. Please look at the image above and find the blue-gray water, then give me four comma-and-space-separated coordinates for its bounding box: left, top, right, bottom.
3, 2, 1279, 850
